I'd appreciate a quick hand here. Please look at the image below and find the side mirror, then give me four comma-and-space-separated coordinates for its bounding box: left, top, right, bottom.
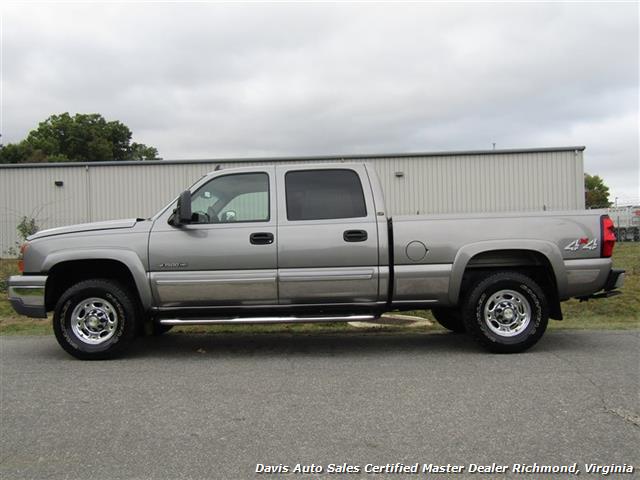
175, 190, 192, 225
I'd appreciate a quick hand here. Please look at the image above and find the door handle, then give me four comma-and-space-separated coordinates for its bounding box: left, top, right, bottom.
250, 232, 274, 245
343, 230, 368, 242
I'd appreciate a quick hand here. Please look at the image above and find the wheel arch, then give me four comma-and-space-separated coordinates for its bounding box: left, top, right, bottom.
449, 241, 566, 320
43, 250, 152, 312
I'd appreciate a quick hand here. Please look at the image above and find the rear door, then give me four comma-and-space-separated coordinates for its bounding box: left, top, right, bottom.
148, 167, 277, 308
276, 165, 380, 305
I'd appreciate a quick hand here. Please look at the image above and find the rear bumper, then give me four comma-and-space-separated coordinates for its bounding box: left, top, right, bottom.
603, 268, 625, 291
578, 269, 625, 301
7, 275, 47, 318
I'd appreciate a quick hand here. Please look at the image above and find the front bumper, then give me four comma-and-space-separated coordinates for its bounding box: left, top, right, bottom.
7, 275, 47, 318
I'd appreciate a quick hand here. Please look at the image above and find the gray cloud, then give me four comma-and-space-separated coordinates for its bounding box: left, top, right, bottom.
2, 3, 638, 202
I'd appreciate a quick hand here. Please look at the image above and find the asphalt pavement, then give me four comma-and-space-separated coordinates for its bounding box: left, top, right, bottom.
1, 330, 638, 479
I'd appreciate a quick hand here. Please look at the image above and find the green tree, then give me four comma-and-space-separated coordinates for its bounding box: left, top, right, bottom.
129, 142, 159, 161
584, 173, 611, 208
0, 113, 159, 163
0, 143, 32, 163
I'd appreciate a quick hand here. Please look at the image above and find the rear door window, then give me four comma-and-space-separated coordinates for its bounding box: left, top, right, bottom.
285, 169, 367, 221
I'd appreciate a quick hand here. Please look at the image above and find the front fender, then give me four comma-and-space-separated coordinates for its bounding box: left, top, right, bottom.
41, 248, 153, 310
448, 240, 567, 304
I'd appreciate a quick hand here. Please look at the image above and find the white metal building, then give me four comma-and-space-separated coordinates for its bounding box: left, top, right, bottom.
608, 206, 640, 241
0, 146, 585, 254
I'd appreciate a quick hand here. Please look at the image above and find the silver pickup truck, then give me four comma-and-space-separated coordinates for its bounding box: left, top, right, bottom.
8, 163, 624, 359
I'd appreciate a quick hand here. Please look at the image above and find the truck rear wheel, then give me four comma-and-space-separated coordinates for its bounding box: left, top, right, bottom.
431, 308, 465, 333
53, 279, 137, 360
462, 272, 548, 353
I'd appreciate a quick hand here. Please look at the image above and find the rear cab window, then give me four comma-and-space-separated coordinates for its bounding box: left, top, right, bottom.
285, 169, 367, 221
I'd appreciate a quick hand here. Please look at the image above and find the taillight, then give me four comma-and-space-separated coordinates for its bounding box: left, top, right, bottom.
18, 243, 28, 272
601, 215, 616, 258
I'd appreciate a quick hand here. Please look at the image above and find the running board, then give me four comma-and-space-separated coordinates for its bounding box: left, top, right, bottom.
159, 314, 377, 326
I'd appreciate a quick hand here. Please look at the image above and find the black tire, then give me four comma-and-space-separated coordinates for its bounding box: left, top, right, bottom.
432, 308, 466, 333
53, 279, 138, 360
462, 271, 548, 353
152, 324, 173, 336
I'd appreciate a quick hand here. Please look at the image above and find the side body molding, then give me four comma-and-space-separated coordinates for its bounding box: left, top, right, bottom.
448, 240, 567, 304
41, 249, 153, 310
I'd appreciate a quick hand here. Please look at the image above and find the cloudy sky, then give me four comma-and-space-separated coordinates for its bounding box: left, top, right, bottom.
2, 2, 638, 202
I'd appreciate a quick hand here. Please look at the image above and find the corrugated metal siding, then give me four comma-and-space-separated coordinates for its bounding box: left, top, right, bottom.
0, 149, 584, 254
1, 166, 89, 254
369, 150, 584, 215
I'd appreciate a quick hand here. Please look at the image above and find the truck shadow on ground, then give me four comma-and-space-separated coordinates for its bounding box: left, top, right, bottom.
121, 330, 591, 359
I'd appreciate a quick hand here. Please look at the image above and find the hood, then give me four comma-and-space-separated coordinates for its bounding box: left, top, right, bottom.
28, 218, 140, 240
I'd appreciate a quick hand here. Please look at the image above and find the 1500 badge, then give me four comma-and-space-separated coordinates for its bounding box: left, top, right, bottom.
564, 238, 598, 251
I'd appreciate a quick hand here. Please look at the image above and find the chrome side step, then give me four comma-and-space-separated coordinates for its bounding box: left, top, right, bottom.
159, 314, 376, 326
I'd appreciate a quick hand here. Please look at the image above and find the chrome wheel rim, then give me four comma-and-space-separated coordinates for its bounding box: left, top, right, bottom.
483, 289, 531, 337
70, 297, 119, 345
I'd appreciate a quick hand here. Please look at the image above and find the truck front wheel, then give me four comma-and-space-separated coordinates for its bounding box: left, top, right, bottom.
462, 272, 548, 353
53, 279, 138, 360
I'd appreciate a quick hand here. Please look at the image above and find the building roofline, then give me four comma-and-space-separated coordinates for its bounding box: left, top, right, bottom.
0, 145, 586, 169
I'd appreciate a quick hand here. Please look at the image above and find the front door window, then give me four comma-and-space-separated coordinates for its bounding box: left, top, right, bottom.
190, 173, 269, 224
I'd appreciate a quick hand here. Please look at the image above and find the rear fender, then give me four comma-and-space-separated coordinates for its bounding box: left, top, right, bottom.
448, 240, 566, 304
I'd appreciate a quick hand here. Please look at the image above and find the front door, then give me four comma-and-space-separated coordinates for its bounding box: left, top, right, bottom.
148, 167, 277, 308
276, 165, 380, 305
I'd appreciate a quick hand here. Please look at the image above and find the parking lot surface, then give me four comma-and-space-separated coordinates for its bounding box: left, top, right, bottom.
1, 330, 638, 479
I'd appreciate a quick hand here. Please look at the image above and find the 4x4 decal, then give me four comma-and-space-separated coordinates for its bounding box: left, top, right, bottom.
564, 238, 598, 251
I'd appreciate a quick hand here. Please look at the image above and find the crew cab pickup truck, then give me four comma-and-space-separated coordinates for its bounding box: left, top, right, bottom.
8, 163, 624, 359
